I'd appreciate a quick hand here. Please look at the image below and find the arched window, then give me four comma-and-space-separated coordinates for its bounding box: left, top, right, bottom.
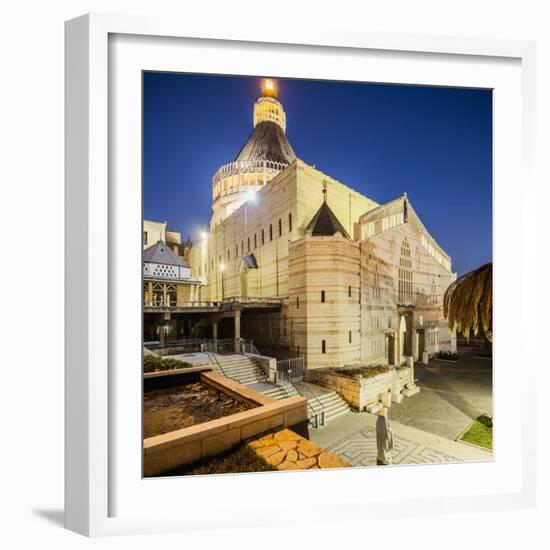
322, 340, 326, 354
321, 290, 325, 303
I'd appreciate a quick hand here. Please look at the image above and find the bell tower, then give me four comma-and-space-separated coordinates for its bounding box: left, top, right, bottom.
210, 78, 296, 228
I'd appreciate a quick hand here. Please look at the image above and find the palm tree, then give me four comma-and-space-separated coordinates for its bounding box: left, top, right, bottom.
443, 262, 492, 343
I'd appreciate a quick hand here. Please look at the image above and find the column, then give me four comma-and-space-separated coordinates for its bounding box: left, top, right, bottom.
234, 309, 241, 353
212, 321, 218, 353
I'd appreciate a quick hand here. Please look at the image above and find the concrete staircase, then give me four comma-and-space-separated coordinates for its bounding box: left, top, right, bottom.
307, 391, 351, 425
263, 383, 351, 427
215, 354, 268, 385
262, 383, 299, 400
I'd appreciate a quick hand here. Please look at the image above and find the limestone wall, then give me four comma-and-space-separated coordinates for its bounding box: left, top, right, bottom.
360, 221, 457, 363
288, 234, 361, 369
308, 366, 415, 410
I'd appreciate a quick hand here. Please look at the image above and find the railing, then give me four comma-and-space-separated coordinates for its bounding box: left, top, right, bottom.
144, 297, 284, 310
274, 357, 325, 427
145, 338, 207, 352
202, 337, 256, 355
276, 357, 304, 383
242, 340, 262, 356
205, 350, 229, 379
213, 159, 287, 181
144, 300, 220, 309
221, 296, 284, 306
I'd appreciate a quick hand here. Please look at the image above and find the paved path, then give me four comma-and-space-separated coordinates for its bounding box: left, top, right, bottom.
310, 410, 492, 467
389, 345, 493, 440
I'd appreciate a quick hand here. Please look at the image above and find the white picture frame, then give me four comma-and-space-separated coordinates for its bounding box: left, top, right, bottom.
65, 13, 537, 537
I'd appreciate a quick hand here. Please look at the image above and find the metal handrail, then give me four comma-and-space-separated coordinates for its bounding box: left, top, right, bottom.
291, 382, 325, 428
144, 300, 220, 308
205, 350, 229, 379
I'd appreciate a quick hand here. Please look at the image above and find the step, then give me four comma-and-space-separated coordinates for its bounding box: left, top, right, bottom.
324, 408, 350, 423
321, 401, 350, 415
221, 367, 262, 376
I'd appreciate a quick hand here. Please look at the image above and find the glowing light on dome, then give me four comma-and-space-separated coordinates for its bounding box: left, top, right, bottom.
262, 78, 277, 98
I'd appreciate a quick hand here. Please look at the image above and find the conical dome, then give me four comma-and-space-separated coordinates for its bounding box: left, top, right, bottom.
211, 79, 297, 228
234, 121, 296, 165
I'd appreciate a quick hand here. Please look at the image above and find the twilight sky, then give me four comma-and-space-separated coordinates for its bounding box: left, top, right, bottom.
143, 73, 492, 276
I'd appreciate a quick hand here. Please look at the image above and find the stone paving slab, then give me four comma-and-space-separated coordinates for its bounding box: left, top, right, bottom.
310, 410, 492, 467
249, 428, 351, 471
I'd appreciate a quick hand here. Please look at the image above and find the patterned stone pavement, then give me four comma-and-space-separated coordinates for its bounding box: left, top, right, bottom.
325, 427, 463, 467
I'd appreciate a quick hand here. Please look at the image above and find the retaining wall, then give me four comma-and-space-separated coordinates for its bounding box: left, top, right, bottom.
308, 366, 415, 411
143, 372, 308, 476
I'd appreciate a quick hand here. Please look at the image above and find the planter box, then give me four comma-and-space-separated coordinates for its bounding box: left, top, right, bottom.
143, 372, 308, 476
308, 366, 416, 411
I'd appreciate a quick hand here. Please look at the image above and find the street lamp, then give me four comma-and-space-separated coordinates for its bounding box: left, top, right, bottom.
219, 263, 226, 300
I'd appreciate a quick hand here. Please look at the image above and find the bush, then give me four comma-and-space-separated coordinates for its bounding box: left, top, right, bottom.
165, 444, 276, 476
434, 350, 459, 361
143, 355, 193, 373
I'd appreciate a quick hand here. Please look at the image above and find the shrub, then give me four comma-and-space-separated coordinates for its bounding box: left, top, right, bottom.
166, 444, 276, 476
143, 355, 193, 373
434, 350, 459, 361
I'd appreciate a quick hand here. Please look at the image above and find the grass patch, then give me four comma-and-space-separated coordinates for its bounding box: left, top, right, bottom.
460, 415, 493, 450
143, 355, 193, 373
164, 443, 277, 476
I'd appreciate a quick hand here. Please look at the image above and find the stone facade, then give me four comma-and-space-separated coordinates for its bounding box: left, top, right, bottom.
183, 80, 456, 369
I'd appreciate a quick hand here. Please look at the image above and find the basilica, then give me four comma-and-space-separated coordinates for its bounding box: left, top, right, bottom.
144, 79, 456, 370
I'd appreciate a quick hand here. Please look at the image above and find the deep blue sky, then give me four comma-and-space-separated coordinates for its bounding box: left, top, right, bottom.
143, 73, 492, 276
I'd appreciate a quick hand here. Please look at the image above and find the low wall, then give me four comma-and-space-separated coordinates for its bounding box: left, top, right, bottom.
246, 353, 277, 382
143, 373, 308, 476
308, 366, 415, 411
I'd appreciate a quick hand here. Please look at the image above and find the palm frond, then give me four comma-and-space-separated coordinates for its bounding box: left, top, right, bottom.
443, 262, 492, 342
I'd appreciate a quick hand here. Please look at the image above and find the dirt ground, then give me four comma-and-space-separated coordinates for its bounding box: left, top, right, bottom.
143, 382, 255, 438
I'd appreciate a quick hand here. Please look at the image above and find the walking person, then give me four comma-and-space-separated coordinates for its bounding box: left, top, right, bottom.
376, 406, 394, 466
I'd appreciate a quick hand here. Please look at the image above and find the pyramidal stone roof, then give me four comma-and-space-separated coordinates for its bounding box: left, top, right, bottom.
234, 121, 296, 165
306, 200, 350, 239
143, 240, 190, 268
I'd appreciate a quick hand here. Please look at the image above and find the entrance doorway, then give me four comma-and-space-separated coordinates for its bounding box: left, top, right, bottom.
399, 312, 413, 364
386, 334, 396, 365
417, 329, 425, 360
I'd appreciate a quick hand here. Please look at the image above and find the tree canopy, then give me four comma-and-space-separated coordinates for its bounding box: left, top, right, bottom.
443, 262, 492, 343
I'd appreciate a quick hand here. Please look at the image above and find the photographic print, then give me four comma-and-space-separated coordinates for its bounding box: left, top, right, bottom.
142, 74, 493, 477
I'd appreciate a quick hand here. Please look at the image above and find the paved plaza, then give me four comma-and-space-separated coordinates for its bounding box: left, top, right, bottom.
310, 409, 492, 467
310, 345, 493, 466
389, 345, 493, 440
